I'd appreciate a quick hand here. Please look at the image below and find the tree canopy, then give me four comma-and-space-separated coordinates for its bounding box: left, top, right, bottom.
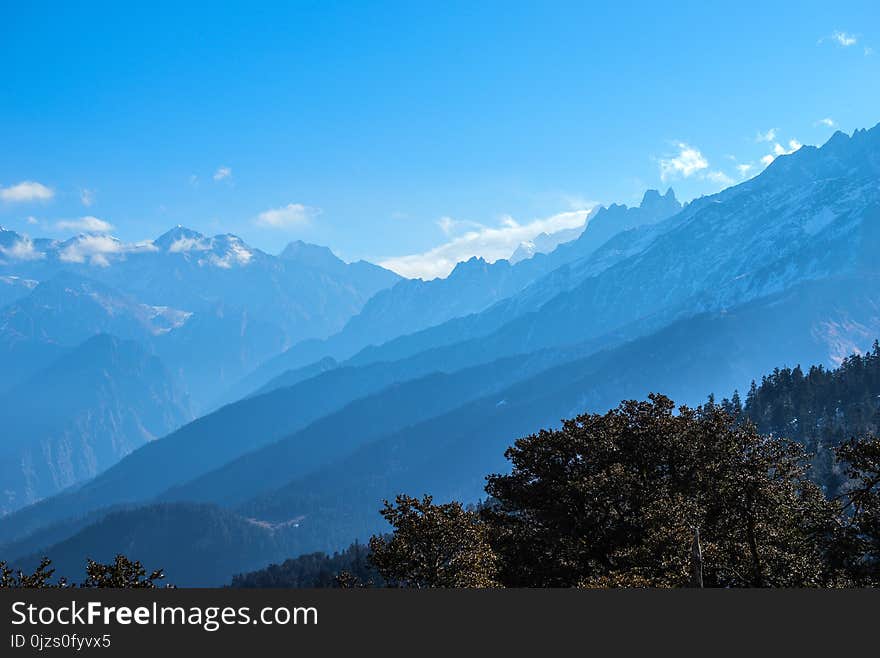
369, 495, 498, 588
0, 554, 168, 588
366, 396, 880, 588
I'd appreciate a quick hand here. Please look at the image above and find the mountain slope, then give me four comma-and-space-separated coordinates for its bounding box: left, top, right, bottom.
157, 346, 595, 507
10, 272, 878, 584
0, 334, 191, 514
10, 503, 288, 587
0, 275, 37, 309
233, 273, 880, 556
0, 339, 594, 544
0, 272, 189, 392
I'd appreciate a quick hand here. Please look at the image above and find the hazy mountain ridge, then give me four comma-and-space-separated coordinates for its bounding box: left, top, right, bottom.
8, 273, 878, 585
346, 127, 880, 371
0, 225, 401, 342
11, 503, 290, 587
234, 188, 684, 398
509, 223, 586, 263
0, 274, 37, 308
0, 273, 187, 392
0, 334, 191, 514
0, 339, 594, 541
230, 273, 880, 555
0, 229, 401, 407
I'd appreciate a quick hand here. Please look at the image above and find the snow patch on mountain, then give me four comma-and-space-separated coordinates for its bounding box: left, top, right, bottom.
167, 236, 212, 253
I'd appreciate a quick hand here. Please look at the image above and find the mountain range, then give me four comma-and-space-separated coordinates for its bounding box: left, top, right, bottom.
0, 229, 402, 510
227, 187, 684, 401
1, 123, 879, 585
0, 227, 401, 408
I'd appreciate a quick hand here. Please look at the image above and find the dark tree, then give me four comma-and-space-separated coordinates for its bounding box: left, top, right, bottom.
835, 435, 880, 584
1, 554, 166, 588
369, 494, 498, 588
482, 394, 842, 587
81, 554, 167, 588
0, 557, 66, 588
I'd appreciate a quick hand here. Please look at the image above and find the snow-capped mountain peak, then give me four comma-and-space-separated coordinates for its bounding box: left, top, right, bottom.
147, 227, 256, 268
153, 225, 209, 252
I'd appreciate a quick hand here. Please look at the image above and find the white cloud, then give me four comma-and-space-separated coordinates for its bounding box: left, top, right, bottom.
213, 166, 232, 181
60, 236, 120, 266
866, 46, 875, 56
755, 128, 777, 143
437, 216, 455, 235
26, 216, 39, 225
658, 143, 709, 181
0, 181, 54, 203
831, 31, 857, 47
80, 188, 95, 207
380, 208, 594, 280
0, 236, 44, 261
254, 203, 319, 229
55, 216, 114, 233
761, 154, 775, 166
817, 117, 835, 128
736, 163, 754, 178
59, 235, 156, 267
658, 142, 734, 189
437, 216, 483, 236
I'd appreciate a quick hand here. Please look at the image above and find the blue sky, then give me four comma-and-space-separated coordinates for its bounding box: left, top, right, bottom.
1, 1, 878, 278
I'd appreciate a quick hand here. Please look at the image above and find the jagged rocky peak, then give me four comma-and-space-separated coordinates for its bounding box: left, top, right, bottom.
583, 187, 682, 236
639, 189, 662, 207
827, 122, 880, 156
761, 122, 880, 181
639, 187, 680, 212
449, 256, 491, 277
824, 130, 850, 149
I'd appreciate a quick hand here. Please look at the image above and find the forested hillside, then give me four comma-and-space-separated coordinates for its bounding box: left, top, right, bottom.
231, 542, 379, 588
739, 340, 880, 495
